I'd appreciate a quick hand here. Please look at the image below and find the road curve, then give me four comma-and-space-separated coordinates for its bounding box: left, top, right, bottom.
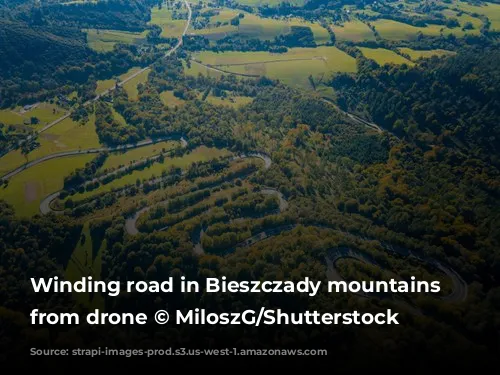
1, 135, 187, 181
124, 152, 273, 235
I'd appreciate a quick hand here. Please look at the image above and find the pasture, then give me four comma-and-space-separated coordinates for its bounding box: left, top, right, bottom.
358, 47, 415, 66
84, 29, 148, 52
191, 9, 330, 44
192, 46, 357, 89
95, 67, 142, 95
204, 95, 254, 108
0, 114, 100, 177
160, 91, 186, 107
150, 6, 187, 38
398, 48, 456, 61
371, 19, 473, 40
123, 70, 150, 101
455, 1, 500, 31
0, 154, 96, 217
0, 102, 64, 128
100, 140, 179, 171
331, 19, 376, 42
66, 146, 232, 201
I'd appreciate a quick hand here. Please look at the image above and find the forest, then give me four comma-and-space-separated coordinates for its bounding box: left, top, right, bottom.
1, 0, 500, 370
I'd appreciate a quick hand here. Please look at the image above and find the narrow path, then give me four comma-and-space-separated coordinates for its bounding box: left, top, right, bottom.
1, 135, 187, 181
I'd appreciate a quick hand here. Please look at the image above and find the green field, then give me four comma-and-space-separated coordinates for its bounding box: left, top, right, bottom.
65, 222, 106, 310
123, 69, 150, 101
84, 29, 149, 52
442, 9, 482, 34
111, 107, 127, 126
204, 95, 254, 108
193, 46, 357, 89
398, 48, 456, 61
234, 0, 305, 6
454, 1, 500, 31
358, 47, 415, 66
371, 19, 474, 40
331, 19, 376, 42
67, 146, 232, 201
0, 154, 95, 217
191, 10, 330, 44
160, 91, 186, 107
150, 6, 187, 38
185, 60, 224, 78
100, 140, 178, 171
0, 102, 65, 129
95, 67, 143, 95
0, 114, 100, 176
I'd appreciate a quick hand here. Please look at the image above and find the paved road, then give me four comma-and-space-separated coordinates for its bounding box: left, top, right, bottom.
1, 135, 187, 181
9, 0, 192, 153
124, 152, 273, 235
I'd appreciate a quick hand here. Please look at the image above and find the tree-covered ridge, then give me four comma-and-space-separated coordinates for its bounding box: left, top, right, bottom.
331, 46, 500, 163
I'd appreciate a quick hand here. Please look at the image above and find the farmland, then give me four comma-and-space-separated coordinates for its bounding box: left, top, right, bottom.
0, 114, 100, 176
95, 67, 143, 95
84, 29, 149, 52
204, 95, 253, 108
454, 1, 500, 31
398, 48, 456, 61
160, 91, 186, 107
0, 154, 95, 217
330, 19, 376, 42
65, 146, 232, 202
192, 47, 357, 89
358, 47, 415, 66
190, 9, 330, 44
99, 140, 178, 171
371, 19, 475, 40
123, 69, 150, 100
150, 6, 188, 38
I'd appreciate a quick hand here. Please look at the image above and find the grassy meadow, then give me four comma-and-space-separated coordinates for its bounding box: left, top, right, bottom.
193, 46, 357, 89
398, 48, 456, 61
0, 114, 100, 176
358, 47, 415, 66
331, 19, 376, 42
150, 6, 187, 38
84, 29, 149, 52
100, 140, 178, 171
66, 146, 232, 202
0, 154, 96, 217
123, 69, 150, 101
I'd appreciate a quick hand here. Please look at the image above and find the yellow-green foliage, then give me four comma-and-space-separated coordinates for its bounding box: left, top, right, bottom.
0, 102, 65, 129
0, 154, 95, 217
95, 67, 142, 95
150, 6, 187, 38
193, 46, 357, 89
123, 70, 150, 101
371, 18, 473, 40
100, 140, 178, 171
0, 114, 100, 176
84, 29, 148, 52
331, 19, 376, 42
68, 146, 232, 201
204, 95, 253, 108
192, 9, 329, 44
359, 47, 415, 66
398, 48, 456, 61
455, 1, 500, 31
160, 91, 186, 107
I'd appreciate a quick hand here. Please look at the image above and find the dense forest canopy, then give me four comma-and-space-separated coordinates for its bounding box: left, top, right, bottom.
1, 0, 500, 370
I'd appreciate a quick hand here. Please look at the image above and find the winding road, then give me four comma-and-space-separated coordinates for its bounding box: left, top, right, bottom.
1, 135, 188, 182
